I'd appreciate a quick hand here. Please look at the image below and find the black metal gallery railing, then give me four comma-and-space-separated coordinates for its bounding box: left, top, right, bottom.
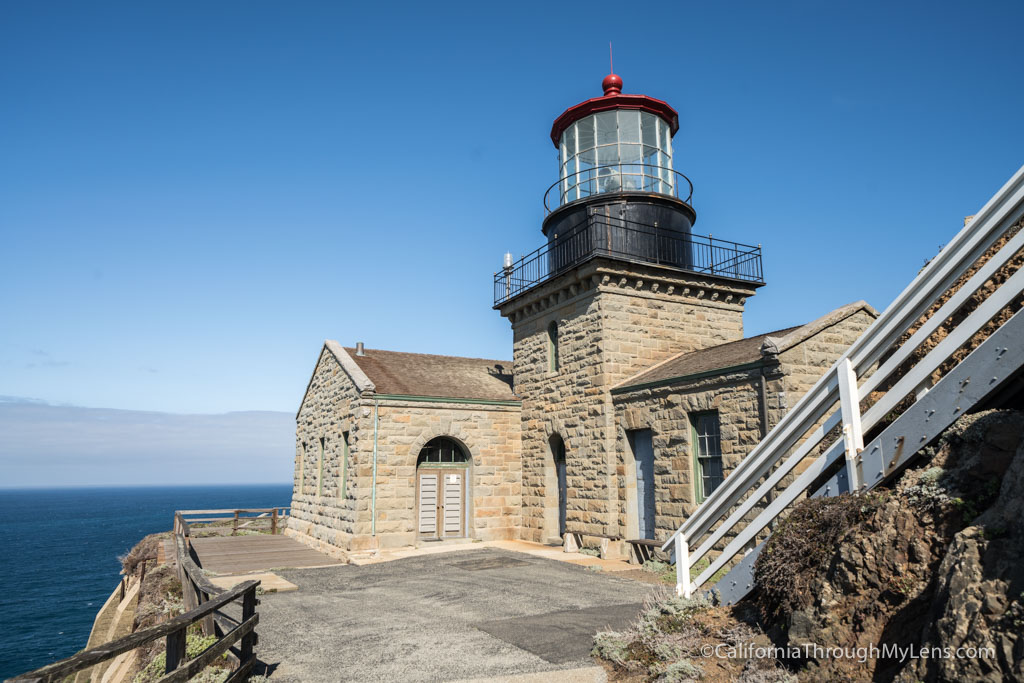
543, 164, 694, 213
494, 215, 764, 306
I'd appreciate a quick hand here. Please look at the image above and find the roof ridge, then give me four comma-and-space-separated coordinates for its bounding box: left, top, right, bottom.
342, 346, 512, 365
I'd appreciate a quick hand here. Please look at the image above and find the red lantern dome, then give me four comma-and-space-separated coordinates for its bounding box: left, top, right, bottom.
549, 74, 679, 148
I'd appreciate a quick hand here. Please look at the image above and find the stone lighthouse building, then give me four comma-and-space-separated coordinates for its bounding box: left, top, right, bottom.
287, 73, 875, 560
495, 73, 763, 546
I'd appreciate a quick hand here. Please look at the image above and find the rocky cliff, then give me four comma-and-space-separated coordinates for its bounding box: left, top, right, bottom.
753, 408, 1024, 681
593, 409, 1024, 681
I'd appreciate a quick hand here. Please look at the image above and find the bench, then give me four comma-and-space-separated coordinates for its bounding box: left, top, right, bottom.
625, 538, 666, 565
563, 530, 628, 561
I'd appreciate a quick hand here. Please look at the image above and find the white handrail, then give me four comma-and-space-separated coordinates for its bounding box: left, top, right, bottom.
663, 163, 1024, 598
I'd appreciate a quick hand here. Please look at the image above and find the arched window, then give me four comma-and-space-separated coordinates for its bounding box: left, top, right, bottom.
417, 437, 468, 465
547, 321, 559, 372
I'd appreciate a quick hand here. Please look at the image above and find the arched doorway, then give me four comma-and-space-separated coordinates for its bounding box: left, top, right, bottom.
550, 434, 567, 538
416, 437, 470, 540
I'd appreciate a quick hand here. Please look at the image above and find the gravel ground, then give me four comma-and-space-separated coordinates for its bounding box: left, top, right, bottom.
253, 547, 659, 682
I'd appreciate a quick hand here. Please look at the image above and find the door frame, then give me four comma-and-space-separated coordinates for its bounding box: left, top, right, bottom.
415, 462, 469, 542
629, 429, 656, 540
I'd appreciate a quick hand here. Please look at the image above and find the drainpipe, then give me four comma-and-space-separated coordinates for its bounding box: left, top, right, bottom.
757, 368, 769, 439
371, 398, 379, 537
758, 366, 777, 528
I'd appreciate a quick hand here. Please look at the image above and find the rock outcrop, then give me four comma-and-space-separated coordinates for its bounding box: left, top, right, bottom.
753, 409, 1024, 681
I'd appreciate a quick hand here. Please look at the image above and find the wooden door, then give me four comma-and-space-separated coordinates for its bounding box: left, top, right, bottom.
629, 430, 656, 539
418, 472, 438, 537
418, 469, 465, 540
442, 471, 463, 537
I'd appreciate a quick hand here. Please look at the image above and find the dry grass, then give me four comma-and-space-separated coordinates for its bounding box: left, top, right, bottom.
752, 492, 887, 623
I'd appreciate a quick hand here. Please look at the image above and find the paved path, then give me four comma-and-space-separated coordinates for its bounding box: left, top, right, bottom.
255, 547, 658, 682
189, 535, 343, 574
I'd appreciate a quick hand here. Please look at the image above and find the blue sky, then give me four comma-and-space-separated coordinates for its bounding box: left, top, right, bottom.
2, 1, 1023, 415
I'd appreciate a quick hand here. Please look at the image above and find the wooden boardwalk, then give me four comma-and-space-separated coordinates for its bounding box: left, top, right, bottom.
189, 535, 343, 575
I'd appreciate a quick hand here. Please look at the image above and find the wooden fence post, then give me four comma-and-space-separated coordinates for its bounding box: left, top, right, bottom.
271, 508, 278, 535
233, 510, 239, 536
239, 585, 257, 663
165, 628, 186, 674
201, 590, 215, 637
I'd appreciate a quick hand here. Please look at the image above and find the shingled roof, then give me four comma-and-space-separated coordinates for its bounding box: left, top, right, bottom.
342, 346, 517, 402
614, 301, 877, 392
614, 327, 800, 390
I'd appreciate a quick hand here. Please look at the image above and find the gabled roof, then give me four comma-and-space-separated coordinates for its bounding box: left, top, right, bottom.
342, 346, 516, 402
614, 301, 878, 392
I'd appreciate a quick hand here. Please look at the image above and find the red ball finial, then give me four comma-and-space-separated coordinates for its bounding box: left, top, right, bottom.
602, 73, 622, 96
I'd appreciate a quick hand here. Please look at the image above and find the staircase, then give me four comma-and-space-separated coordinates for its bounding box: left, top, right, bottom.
662, 164, 1024, 604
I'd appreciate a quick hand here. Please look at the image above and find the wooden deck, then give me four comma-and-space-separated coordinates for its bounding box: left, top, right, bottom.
189, 535, 343, 575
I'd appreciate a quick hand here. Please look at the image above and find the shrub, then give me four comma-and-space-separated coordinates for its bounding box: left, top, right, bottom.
754, 492, 886, 621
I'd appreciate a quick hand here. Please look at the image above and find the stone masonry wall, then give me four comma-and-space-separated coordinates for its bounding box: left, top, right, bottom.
778, 309, 878, 401
288, 348, 522, 555
778, 308, 878, 478
607, 308, 877, 552
287, 346, 366, 559
504, 259, 756, 544
365, 400, 522, 549
612, 365, 787, 542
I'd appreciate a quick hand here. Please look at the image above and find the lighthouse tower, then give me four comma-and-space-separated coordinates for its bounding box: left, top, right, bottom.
544, 72, 695, 268
495, 74, 765, 545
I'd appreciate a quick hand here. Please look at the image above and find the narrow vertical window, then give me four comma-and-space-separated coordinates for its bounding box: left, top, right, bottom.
299, 442, 306, 496
691, 412, 723, 503
317, 436, 325, 498
547, 321, 559, 372
340, 431, 350, 499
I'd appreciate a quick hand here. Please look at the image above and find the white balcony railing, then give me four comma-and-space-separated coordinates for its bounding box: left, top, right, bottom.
664, 163, 1024, 603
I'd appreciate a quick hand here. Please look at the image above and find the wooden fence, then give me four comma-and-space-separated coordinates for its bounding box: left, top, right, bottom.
176, 507, 290, 537
6, 510, 271, 683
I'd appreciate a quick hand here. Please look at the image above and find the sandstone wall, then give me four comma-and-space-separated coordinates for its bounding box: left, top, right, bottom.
361, 399, 522, 549
502, 259, 756, 544
778, 309, 877, 400
288, 346, 522, 554
612, 364, 787, 542
606, 308, 876, 548
287, 346, 366, 557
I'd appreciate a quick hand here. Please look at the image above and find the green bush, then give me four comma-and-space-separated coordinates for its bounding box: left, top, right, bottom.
133, 633, 226, 683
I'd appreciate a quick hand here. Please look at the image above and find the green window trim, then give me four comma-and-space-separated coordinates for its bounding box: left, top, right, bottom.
547, 321, 559, 372
690, 421, 703, 503
690, 411, 723, 504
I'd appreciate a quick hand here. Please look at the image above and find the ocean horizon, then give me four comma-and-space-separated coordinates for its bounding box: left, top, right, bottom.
0, 483, 293, 679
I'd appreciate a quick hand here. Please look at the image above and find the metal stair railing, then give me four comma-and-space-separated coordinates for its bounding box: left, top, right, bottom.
662, 163, 1024, 602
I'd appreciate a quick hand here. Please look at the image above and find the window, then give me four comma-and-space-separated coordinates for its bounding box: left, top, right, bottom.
317, 436, 325, 497
299, 442, 306, 495
557, 110, 675, 204
340, 432, 350, 499
547, 321, 559, 372
691, 412, 724, 503
417, 437, 468, 465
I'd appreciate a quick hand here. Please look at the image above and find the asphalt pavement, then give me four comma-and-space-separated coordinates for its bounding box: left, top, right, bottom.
254, 547, 658, 682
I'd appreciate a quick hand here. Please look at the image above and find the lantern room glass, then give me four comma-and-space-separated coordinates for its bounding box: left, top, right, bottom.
558, 110, 674, 204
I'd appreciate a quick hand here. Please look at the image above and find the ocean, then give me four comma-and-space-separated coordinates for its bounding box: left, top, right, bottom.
0, 484, 292, 680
